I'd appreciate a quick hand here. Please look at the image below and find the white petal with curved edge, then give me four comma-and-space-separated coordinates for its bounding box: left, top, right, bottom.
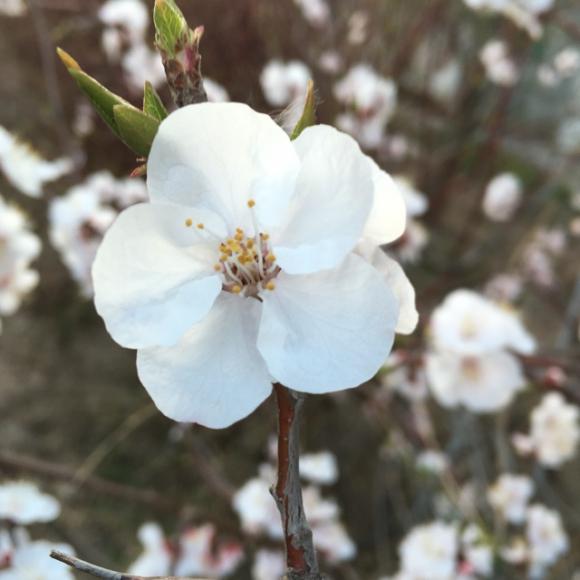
356, 241, 418, 334
257, 254, 398, 393
147, 103, 300, 233
362, 158, 406, 244
93, 203, 223, 349
137, 293, 273, 428
272, 125, 374, 275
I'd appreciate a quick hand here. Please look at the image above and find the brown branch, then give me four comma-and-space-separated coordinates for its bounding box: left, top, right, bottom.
50, 551, 207, 580
271, 385, 323, 580
0, 450, 177, 512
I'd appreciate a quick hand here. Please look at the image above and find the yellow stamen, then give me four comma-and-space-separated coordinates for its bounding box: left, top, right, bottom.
196, 223, 205, 230
232, 285, 242, 294
266, 253, 276, 262
265, 281, 276, 291
214, 264, 222, 272
185, 218, 193, 227
247, 199, 256, 208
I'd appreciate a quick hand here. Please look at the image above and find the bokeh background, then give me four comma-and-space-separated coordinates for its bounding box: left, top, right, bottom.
1, 0, 580, 578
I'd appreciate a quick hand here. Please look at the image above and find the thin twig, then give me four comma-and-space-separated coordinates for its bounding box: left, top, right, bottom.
0, 450, 177, 512
50, 551, 207, 580
271, 385, 323, 580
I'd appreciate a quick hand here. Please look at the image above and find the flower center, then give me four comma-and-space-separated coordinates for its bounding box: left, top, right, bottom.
186, 199, 279, 297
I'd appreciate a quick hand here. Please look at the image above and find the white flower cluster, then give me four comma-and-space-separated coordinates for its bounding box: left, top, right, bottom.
426, 289, 535, 413
537, 48, 580, 87
513, 392, 580, 468
392, 177, 429, 263
464, 0, 554, 39
292, 0, 331, 27
479, 40, 519, 87
0, 481, 74, 580
49, 171, 147, 297
482, 172, 523, 222
260, 60, 312, 108
334, 65, 398, 149
0, 0, 26, 17
0, 197, 41, 334
0, 126, 72, 198
128, 522, 243, 578
389, 499, 568, 579
98, 0, 165, 92
234, 451, 356, 576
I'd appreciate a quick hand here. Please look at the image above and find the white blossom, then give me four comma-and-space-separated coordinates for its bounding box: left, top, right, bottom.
464, 0, 553, 38
381, 351, 428, 402
0, 0, 26, 17
426, 351, 526, 412
98, 0, 149, 60
175, 524, 244, 577
394, 177, 428, 218
482, 173, 523, 222
0, 481, 60, 525
526, 504, 569, 577
398, 521, 458, 580
129, 522, 243, 578
50, 172, 147, 297
121, 44, 166, 93
0, 127, 72, 198
234, 469, 355, 563
554, 48, 580, 77
334, 65, 397, 149
416, 450, 449, 474
529, 393, 580, 468
462, 524, 493, 577
299, 452, 338, 485
0, 199, 41, 328
204, 78, 230, 103
429, 60, 462, 105
347, 11, 369, 45
92, 103, 415, 428
480, 40, 519, 86
260, 60, 311, 107
429, 289, 535, 357
487, 474, 534, 523
252, 549, 285, 580
292, 0, 330, 27
0, 541, 74, 580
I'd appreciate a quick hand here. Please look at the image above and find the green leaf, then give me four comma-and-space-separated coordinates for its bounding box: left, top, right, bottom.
113, 105, 160, 157
153, 0, 188, 57
143, 81, 168, 121
290, 80, 317, 141
57, 47, 135, 141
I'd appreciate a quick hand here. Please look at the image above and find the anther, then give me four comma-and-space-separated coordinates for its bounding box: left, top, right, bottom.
265, 281, 276, 291
247, 199, 256, 208
196, 223, 205, 230
232, 285, 242, 294
185, 218, 193, 227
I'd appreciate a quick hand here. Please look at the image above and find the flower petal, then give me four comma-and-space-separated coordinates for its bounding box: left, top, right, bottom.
362, 158, 406, 244
147, 103, 300, 232
257, 253, 398, 393
93, 203, 223, 349
137, 293, 273, 428
272, 125, 374, 274
356, 241, 418, 334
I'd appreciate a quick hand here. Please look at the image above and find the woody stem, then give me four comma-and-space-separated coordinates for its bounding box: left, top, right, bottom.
272, 384, 323, 580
